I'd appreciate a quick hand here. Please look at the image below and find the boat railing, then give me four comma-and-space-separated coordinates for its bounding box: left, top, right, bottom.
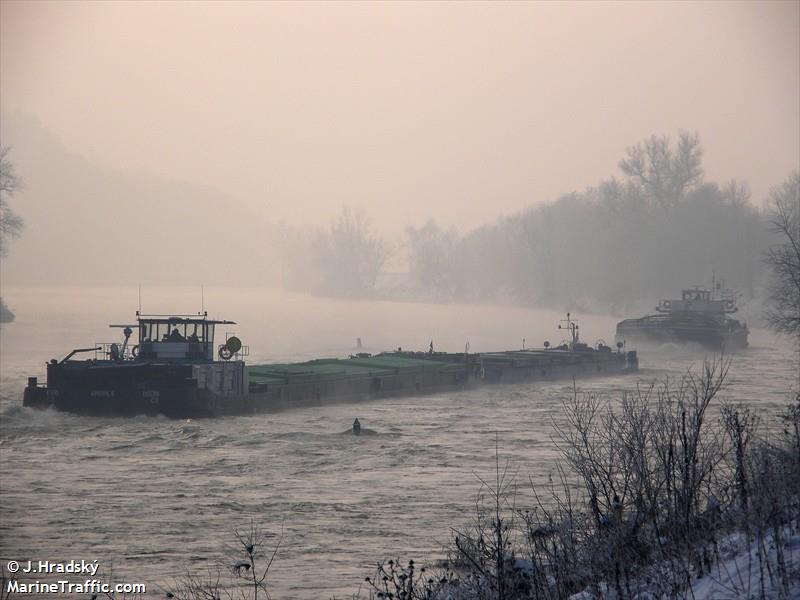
95, 342, 137, 361
656, 299, 673, 312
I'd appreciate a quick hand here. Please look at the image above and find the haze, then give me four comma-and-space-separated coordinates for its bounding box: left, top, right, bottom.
2, 1, 798, 235
2, 5, 800, 596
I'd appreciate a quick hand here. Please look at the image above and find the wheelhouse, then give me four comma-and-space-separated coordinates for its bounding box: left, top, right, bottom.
682, 288, 711, 302
136, 313, 235, 362
656, 286, 738, 314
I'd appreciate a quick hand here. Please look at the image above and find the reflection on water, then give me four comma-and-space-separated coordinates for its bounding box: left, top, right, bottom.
1, 287, 797, 598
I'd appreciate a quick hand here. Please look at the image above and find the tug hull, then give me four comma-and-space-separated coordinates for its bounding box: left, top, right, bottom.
23, 361, 221, 418
616, 313, 748, 351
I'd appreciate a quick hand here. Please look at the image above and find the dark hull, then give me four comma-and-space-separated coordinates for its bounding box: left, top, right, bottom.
23, 360, 477, 418
616, 313, 748, 352
24, 349, 638, 419
479, 349, 637, 383
23, 361, 217, 418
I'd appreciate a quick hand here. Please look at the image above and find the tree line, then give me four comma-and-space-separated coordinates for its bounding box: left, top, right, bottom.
1, 132, 796, 332
281, 133, 798, 325
0, 146, 22, 322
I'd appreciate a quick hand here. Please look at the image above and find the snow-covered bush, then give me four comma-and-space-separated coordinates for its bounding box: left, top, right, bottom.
375, 361, 799, 600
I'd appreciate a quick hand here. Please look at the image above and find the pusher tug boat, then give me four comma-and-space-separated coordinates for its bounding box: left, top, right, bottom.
616, 284, 748, 351
24, 313, 245, 417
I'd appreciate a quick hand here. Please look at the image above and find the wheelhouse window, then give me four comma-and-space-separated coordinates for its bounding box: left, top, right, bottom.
682, 290, 710, 302
139, 320, 213, 343
141, 322, 156, 342
133, 315, 232, 362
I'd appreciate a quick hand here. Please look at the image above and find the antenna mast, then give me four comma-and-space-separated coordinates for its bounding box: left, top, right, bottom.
558, 312, 580, 349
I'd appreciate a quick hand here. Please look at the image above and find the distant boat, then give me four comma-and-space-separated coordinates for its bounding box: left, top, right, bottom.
616, 285, 748, 351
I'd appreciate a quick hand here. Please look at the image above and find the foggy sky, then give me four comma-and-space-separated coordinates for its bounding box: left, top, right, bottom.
1, 1, 798, 234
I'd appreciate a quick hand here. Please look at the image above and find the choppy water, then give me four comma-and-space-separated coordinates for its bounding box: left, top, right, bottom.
1, 287, 798, 598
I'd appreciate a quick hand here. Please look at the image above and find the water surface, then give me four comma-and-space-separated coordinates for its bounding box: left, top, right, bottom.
1, 287, 797, 598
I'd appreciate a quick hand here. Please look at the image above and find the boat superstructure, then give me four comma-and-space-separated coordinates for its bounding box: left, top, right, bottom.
616, 284, 748, 351
23, 312, 246, 417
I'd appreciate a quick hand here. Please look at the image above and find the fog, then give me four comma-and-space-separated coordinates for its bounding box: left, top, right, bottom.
2, 5, 800, 597
1, 1, 798, 307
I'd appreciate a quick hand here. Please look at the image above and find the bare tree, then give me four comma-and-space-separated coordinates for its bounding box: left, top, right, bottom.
165, 521, 283, 600
0, 563, 18, 600
405, 220, 459, 299
0, 146, 23, 257
363, 559, 457, 600
764, 172, 800, 337
312, 205, 390, 296
619, 132, 703, 211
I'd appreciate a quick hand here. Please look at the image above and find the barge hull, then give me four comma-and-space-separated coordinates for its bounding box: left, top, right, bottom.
480, 349, 635, 383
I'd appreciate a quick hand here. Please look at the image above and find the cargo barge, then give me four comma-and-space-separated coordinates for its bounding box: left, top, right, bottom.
23, 312, 638, 418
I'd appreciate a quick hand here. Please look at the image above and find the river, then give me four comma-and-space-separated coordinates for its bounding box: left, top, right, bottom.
1, 287, 797, 598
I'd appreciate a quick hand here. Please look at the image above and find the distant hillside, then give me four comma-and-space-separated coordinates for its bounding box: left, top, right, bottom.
0, 111, 280, 286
